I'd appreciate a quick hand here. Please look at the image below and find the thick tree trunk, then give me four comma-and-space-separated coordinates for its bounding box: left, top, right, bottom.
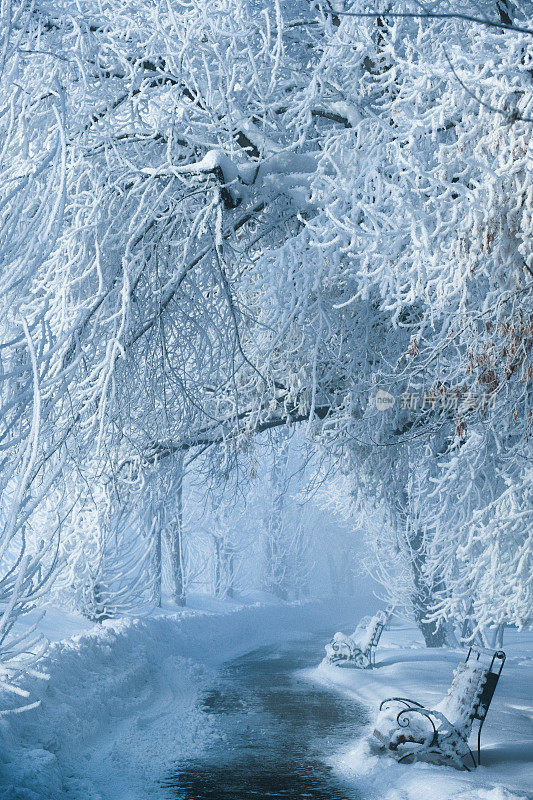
460, 600, 489, 646
407, 518, 447, 647
396, 435, 452, 649
412, 593, 447, 647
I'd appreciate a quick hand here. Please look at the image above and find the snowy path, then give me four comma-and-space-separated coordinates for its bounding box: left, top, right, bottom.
1, 599, 368, 800
164, 634, 368, 800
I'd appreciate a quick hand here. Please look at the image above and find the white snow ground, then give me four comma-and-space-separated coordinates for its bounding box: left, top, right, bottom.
0, 596, 365, 800
307, 622, 533, 800
1, 600, 532, 800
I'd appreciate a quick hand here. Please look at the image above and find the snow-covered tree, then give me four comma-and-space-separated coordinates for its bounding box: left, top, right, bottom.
0, 0, 530, 644
0, 323, 54, 710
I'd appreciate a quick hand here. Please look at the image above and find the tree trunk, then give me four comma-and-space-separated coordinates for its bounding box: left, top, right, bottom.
461, 601, 475, 643
408, 522, 447, 647
225, 545, 235, 599
213, 535, 221, 597
213, 535, 235, 598
412, 596, 447, 647
153, 516, 162, 608
167, 521, 185, 606
166, 458, 186, 606
263, 440, 290, 599
492, 623, 505, 650
327, 553, 339, 597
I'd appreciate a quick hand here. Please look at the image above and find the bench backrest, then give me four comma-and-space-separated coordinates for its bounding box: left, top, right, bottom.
467, 648, 506, 722
359, 607, 393, 653
368, 618, 385, 649
435, 648, 505, 733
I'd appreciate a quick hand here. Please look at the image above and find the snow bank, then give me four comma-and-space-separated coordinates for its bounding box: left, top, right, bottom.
306, 623, 533, 800
0, 597, 362, 800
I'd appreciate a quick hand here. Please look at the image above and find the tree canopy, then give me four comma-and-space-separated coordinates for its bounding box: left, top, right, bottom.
0, 0, 531, 698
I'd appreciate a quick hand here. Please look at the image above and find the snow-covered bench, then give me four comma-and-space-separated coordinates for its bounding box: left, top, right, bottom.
323, 607, 393, 668
373, 648, 506, 769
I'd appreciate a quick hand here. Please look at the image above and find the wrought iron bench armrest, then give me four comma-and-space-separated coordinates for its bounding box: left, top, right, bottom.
395, 706, 477, 769
379, 696, 425, 712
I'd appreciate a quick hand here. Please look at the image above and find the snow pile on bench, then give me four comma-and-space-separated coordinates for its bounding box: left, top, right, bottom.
435, 661, 487, 734
373, 659, 489, 767
324, 608, 390, 667
358, 611, 387, 653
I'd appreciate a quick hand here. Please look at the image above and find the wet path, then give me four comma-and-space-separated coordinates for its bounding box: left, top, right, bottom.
163, 633, 367, 799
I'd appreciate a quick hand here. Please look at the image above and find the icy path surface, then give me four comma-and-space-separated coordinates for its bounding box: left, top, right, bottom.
164, 634, 367, 800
